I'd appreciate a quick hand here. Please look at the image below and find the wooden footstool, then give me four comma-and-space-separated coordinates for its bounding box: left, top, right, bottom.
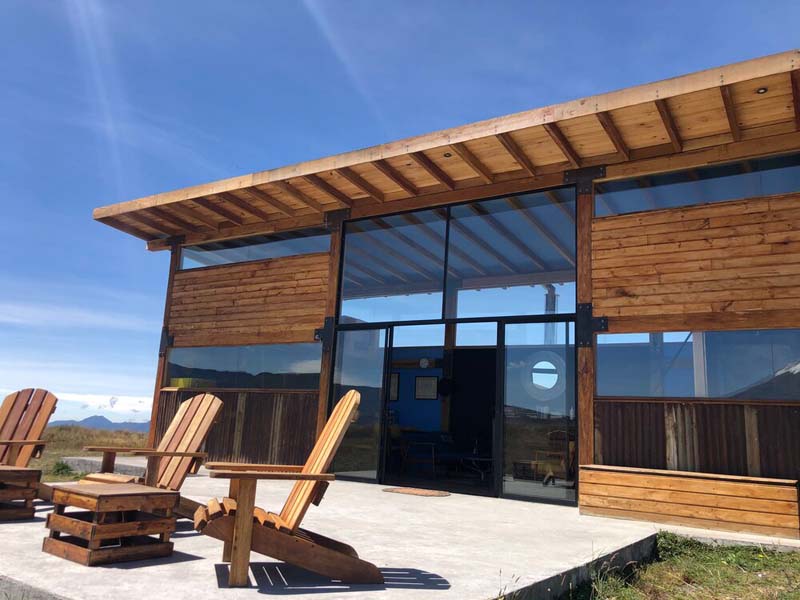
42, 483, 178, 566
0, 465, 41, 520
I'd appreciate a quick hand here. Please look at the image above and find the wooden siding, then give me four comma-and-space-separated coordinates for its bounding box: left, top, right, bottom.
579, 465, 800, 539
592, 192, 800, 326
154, 388, 318, 464
167, 253, 329, 347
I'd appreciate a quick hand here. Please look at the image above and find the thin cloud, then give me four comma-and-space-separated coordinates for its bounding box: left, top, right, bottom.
0, 301, 158, 332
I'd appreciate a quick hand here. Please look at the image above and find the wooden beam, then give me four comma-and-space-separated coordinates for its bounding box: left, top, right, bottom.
270, 181, 326, 212
401, 213, 488, 276
544, 190, 576, 223
348, 224, 439, 281
302, 174, 353, 208
241, 187, 297, 217
336, 167, 385, 202
348, 245, 413, 283
170, 203, 220, 230
371, 160, 417, 196
595, 112, 630, 160
373, 218, 446, 269
126, 212, 180, 236
791, 70, 800, 131
495, 132, 536, 176
443, 209, 516, 273
654, 99, 682, 152
576, 192, 594, 467
543, 122, 581, 168
468, 204, 545, 269
192, 197, 245, 226
217, 192, 273, 222
408, 151, 455, 190
719, 85, 741, 142
146, 207, 202, 233
100, 217, 154, 240
450, 143, 495, 184
507, 197, 575, 266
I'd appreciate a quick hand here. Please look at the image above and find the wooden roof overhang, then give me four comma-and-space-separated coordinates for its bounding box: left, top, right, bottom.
93, 50, 800, 251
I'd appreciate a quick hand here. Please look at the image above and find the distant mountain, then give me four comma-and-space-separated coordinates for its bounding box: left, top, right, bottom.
50, 415, 150, 433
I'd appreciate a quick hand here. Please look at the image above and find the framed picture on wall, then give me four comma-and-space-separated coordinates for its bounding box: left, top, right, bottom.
415, 376, 438, 400
389, 373, 399, 402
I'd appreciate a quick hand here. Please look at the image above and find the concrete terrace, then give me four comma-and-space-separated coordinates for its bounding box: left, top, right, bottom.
3, 471, 800, 600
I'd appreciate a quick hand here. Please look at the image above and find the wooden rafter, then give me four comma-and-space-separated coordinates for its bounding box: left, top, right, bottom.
146, 207, 202, 233
270, 181, 326, 213
450, 143, 494, 184
654, 99, 682, 152
348, 245, 412, 283
544, 190, 576, 223
101, 217, 153, 240
371, 160, 417, 196
495, 132, 536, 176
346, 261, 387, 286
408, 152, 455, 190
336, 167, 385, 202
468, 204, 545, 269
442, 209, 516, 273
192, 197, 245, 226
125, 211, 180, 236
348, 224, 438, 280
595, 112, 630, 160
302, 174, 353, 208
217, 192, 273, 223
242, 187, 297, 217
401, 213, 488, 275
507, 197, 575, 266
373, 218, 445, 268
719, 85, 741, 142
791, 70, 800, 131
170, 203, 221, 229
543, 122, 581, 168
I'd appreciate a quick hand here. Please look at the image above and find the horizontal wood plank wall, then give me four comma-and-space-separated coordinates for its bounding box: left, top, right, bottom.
155, 388, 318, 464
592, 192, 800, 327
168, 253, 329, 346
580, 465, 800, 539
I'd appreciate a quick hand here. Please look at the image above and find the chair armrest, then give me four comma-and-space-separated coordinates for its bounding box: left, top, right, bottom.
205, 462, 304, 472
0, 440, 46, 446
208, 470, 335, 481
129, 450, 207, 458
83, 446, 156, 453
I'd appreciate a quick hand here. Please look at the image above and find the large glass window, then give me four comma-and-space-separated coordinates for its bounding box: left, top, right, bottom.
595, 153, 800, 217
180, 228, 330, 269
339, 210, 446, 323
446, 190, 576, 318
597, 329, 800, 400
165, 343, 322, 389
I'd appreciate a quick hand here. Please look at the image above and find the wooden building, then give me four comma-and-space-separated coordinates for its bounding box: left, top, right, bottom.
95, 50, 800, 538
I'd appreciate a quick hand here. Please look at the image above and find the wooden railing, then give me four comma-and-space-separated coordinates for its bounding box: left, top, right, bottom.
155, 388, 320, 464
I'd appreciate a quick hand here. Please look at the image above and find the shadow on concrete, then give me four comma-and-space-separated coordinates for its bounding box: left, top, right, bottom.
170, 519, 203, 539
214, 562, 451, 594
104, 550, 204, 569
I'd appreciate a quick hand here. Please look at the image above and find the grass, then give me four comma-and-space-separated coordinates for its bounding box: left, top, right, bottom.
28, 425, 147, 481
562, 532, 800, 600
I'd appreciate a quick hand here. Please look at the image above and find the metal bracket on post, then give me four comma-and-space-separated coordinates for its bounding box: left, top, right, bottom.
158, 326, 174, 357
564, 166, 606, 194
576, 303, 608, 347
314, 317, 335, 351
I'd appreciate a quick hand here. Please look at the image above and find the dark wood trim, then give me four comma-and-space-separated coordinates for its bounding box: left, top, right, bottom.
719, 85, 741, 142
595, 112, 630, 160
544, 123, 581, 168
316, 224, 343, 436
654, 99, 682, 152
605, 309, 800, 334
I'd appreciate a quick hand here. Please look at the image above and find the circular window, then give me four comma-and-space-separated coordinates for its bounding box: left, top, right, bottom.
531, 360, 559, 390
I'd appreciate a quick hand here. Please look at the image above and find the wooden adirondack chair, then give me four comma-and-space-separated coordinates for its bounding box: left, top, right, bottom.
80, 392, 223, 519
0, 389, 58, 519
195, 389, 383, 586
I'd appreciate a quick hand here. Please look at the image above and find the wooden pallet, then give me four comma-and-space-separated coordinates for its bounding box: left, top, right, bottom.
43, 483, 178, 566
0, 466, 41, 521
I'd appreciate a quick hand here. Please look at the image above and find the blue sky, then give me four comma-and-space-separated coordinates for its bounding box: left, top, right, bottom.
1, 1, 798, 422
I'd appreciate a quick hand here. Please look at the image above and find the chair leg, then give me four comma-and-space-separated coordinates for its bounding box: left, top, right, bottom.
222, 479, 239, 562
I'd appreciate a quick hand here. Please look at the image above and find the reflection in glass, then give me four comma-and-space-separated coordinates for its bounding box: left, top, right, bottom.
331, 329, 388, 480
165, 344, 322, 389
503, 322, 575, 502
595, 153, 800, 217
597, 329, 800, 400
180, 229, 330, 269
446, 190, 576, 318
339, 210, 446, 323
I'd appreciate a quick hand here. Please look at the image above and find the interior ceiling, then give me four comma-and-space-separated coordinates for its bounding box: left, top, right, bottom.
92, 51, 800, 250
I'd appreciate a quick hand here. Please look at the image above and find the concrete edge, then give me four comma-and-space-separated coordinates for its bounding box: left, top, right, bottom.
0, 574, 72, 600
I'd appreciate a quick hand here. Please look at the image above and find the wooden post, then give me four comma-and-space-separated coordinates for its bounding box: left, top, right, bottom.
222, 479, 239, 562
576, 192, 595, 468
228, 478, 256, 587
744, 406, 761, 477
316, 221, 344, 436
147, 243, 181, 448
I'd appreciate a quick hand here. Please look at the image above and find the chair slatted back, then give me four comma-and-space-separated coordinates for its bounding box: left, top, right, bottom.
0, 389, 58, 467
279, 390, 360, 532
155, 393, 223, 490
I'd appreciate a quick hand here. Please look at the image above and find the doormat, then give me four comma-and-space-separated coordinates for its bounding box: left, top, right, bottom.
382, 487, 450, 497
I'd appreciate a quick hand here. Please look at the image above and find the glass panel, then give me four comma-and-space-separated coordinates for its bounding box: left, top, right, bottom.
165, 343, 321, 389
503, 322, 575, 501
331, 329, 388, 480
446, 189, 576, 318
597, 329, 800, 400
340, 210, 446, 323
595, 153, 800, 217
180, 228, 330, 269
456, 322, 498, 347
